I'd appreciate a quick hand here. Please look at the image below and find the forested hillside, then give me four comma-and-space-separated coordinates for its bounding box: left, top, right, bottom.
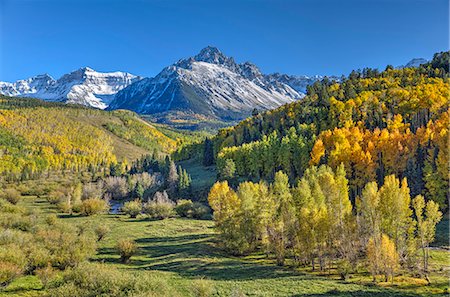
196, 51, 449, 210
0, 96, 185, 181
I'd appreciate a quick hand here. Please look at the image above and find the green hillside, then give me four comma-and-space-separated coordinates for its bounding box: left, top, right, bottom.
0, 96, 185, 181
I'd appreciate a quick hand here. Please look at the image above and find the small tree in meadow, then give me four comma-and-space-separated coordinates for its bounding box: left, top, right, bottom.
94, 225, 110, 242
2, 188, 21, 205
122, 200, 142, 218
80, 198, 109, 216
116, 239, 137, 263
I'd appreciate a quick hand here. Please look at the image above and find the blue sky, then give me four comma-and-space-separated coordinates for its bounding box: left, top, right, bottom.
0, 0, 448, 81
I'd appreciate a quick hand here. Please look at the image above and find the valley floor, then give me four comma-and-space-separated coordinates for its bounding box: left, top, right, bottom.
2, 195, 449, 297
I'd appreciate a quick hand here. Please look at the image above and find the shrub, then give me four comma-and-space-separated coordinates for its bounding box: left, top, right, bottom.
27, 244, 51, 272
143, 191, 175, 220
103, 177, 128, 199
143, 201, 174, 220
0, 229, 31, 245
337, 259, 352, 281
191, 202, 210, 219
35, 226, 97, 269
116, 239, 137, 263
81, 182, 104, 200
57, 199, 72, 213
47, 262, 181, 297
2, 188, 21, 205
71, 201, 83, 214
45, 214, 58, 226
47, 190, 65, 205
80, 198, 109, 216
94, 225, 110, 241
0, 262, 23, 287
175, 199, 194, 217
35, 264, 56, 288
193, 278, 214, 297
0, 200, 25, 214
122, 200, 142, 218
0, 213, 32, 231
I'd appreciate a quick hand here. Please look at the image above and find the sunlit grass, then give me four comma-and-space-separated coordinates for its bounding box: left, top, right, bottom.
3, 192, 449, 297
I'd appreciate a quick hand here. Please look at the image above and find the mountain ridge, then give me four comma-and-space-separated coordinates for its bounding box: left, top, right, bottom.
108, 46, 321, 122
0, 67, 141, 109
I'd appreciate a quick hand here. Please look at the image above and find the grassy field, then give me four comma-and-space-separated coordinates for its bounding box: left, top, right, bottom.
2, 194, 449, 297
179, 158, 217, 201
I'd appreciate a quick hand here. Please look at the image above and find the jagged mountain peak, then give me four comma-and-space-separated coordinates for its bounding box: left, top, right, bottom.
194, 46, 229, 64
175, 46, 238, 72
239, 62, 263, 80
109, 47, 305, 121
33, 73, 54, 80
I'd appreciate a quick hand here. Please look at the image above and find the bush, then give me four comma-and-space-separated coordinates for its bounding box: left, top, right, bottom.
95, 225, 110, 241
0, 213, 32, 231
47, 190, 65, 205
35, 226, 97, 269
57, 200, 72, 213
71, 201, 83, 214
27, 244, 51, 272
81, 182, 104, 200
116, 239, 137, 263
143, 191, 175, 220
46, 262, 182, 297
192, 278, 214, 297
35, 264, 56, 288
45, 214, 58, 226
0, 262, 23, 287
175, 199, 194, 217
191, 202, 210, 219
143, 201, 174, 220
79, 198, 109, 216
2, 188, 21, 205
0, 200, 25, 214
337, 259, 352, 281
103, 177, 128, 199
122, 200, 142, 218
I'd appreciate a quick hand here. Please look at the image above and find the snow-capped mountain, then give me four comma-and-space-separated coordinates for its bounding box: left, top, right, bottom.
0, 67, 141, 109
108, 46, 305, 121
398, 58, 428, 69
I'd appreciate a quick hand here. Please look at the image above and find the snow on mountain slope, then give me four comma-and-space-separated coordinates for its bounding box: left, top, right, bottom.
109, 47, 304, 120
0, 67, 141, 109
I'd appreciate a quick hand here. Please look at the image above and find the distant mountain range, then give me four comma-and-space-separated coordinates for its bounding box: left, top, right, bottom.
0, 47, 427, 122
0, 67, 141, 109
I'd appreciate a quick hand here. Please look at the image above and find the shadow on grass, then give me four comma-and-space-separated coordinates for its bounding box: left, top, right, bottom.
293, 289, 423, 297
95, 233, 310, 281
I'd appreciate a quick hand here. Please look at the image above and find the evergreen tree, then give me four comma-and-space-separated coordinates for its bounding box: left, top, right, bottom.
203, 137, 214, 166
134, 182, 145, 199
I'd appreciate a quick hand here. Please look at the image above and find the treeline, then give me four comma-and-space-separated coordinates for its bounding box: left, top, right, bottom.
208, 166, 442, 282
206, 51, 449, 209
42, 153, 195, 217
0, 98, 185, 182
